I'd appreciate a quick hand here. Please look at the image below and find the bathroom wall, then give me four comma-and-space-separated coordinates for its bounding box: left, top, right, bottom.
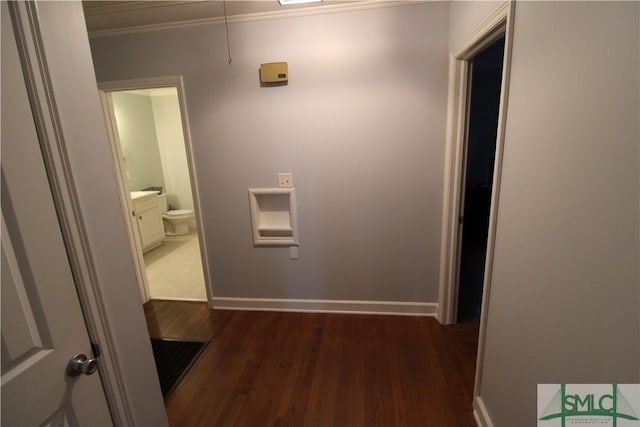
112, 92, 165, 191
150, 92, 194, 211
89, 2, 450, 304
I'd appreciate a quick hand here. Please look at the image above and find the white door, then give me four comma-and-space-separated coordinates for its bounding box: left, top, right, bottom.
0, 4, 113, 425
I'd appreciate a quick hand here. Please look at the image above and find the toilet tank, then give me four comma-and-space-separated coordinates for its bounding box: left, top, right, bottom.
156, 193, 168, 214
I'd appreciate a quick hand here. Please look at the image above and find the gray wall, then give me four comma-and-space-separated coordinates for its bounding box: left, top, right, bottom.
112, 92, 166, 191
90, 3, 450, 302
448, 0, 503, 50
468, 2, 639, 425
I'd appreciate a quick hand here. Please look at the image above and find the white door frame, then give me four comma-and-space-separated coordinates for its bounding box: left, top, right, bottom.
8, 2, 167, 425
98, 77, 213, 306
436, 1, 515, 423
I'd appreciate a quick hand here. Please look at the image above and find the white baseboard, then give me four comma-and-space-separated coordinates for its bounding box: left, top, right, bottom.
211, 297, 437, 316
150, 297, 207, 303
473, 396, 494, 427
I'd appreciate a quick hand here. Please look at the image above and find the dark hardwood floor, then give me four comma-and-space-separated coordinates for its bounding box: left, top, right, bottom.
144, 300, 222, 342
143, 300, 479, 427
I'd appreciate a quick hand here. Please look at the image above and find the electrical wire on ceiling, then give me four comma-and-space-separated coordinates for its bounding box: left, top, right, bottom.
223, 0, 232, 65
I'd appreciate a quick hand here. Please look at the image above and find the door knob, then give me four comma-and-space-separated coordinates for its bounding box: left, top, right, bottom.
66, 353, 99, 377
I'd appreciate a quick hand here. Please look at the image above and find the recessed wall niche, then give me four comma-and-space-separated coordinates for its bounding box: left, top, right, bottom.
248, 188, 298, 246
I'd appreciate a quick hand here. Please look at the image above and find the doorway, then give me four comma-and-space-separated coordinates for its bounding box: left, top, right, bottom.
437, 3, 515, 422
456, 37, 505, 322
99, 79, 211, 305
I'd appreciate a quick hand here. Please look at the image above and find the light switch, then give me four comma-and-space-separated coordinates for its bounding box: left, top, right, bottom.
290, 246, 299, 259
278, 173, 293, 188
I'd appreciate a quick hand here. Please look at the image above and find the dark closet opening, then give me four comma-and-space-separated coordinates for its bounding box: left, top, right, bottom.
457, 36, 505, 322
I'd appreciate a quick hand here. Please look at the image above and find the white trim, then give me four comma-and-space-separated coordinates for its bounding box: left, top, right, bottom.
84, 1, 202, 16
437, 0, 510, 325
473, 396, 494, 427
473, 0, 515, 402
98, 76, 214, 309
98, 76, 185, 92
150, 297, 207, 303
437, 0, 515, 420
452, 2, 512, 60
212, 297, 437, 316
437, 56, 470, 325
436, 56, 456, 324
88, 1, 426, 38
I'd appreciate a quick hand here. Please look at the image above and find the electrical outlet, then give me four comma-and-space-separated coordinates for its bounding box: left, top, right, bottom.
278, 173, 293, 188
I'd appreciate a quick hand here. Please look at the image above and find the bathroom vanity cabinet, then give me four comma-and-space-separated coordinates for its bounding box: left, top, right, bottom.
131, 191, 165, 253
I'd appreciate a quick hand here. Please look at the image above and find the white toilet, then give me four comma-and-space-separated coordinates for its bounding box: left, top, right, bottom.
157, 193, 194, 236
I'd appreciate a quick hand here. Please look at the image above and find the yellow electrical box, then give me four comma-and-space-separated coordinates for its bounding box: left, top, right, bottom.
260, 62, 288, 83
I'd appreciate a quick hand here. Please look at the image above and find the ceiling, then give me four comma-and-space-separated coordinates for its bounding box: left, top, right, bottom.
83, 0, 366, 34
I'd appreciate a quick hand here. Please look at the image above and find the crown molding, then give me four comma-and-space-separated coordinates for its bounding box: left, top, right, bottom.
83, 1, 205, 16
88, 1, 426, 38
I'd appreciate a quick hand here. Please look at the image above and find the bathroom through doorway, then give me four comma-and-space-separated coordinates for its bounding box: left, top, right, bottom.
99, 78, 211, 304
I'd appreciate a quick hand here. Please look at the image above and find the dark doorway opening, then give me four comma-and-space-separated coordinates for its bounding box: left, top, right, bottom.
457, 36, 505, 322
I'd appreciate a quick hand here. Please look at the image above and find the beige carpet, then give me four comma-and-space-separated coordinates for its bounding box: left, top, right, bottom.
143, 231, 207, 301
